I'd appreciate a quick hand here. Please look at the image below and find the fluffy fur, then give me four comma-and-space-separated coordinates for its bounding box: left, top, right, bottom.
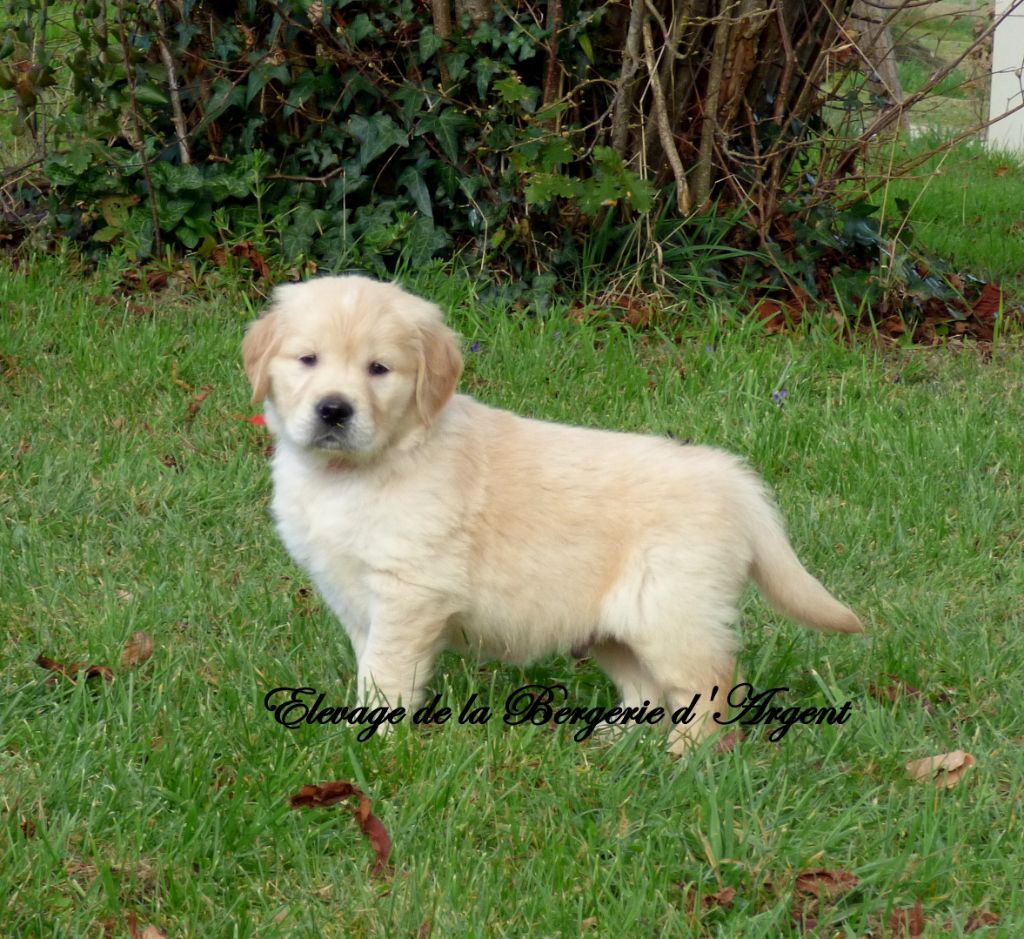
243, 275, 862, 751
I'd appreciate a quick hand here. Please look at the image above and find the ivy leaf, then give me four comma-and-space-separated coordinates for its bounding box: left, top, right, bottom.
284, 71, 319, 116
415, 107, 471, 163
99, 195, 136, 228
493, 75, 538, 112
199, 79, 245, 128
524, 172, 580, 208
91, 225, 122, 243
348, 114, 408, 165
135, 83, 169, 106
399, 166, 433, 220
418, 26, 444, 63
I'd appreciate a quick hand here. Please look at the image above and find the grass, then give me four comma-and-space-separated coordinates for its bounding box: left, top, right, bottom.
2, 252, 1023, 937
875, 135, 1024, 288
888, 0, 989, 133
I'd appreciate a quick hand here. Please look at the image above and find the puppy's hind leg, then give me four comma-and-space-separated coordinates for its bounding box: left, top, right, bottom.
628, 633, 738, 755
591, 639, 663, 710
589, 639, 664, 741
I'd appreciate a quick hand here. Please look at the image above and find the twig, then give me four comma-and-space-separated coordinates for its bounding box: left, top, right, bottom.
115, 0, 163, 256
641, 15, 690, 214
692, 10, 730, 210
823, 0, 1020, 194
266, 167, 347, 185
430, 0, 452, 85
153, 0, 191, 164
610, 0, 646, 158
542, 0, 563, 112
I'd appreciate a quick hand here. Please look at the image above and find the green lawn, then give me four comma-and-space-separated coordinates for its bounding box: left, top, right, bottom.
2, 253, 1023, 936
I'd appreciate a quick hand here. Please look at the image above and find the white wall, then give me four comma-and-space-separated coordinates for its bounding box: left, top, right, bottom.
988, 0, 1024, 152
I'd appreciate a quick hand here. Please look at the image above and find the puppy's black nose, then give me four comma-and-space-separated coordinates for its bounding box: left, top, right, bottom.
316, 395, 355, 427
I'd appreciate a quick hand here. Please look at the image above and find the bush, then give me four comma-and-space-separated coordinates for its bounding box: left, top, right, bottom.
0, 0, 1013, 328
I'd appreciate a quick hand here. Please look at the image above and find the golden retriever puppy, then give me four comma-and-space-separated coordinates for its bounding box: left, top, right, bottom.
243, 275, 861, 752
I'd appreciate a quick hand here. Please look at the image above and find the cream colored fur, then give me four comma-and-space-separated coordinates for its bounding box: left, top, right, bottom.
243, 275, 862, 752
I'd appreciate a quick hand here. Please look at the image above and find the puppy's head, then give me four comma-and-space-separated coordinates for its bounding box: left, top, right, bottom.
242, 276, 462, 461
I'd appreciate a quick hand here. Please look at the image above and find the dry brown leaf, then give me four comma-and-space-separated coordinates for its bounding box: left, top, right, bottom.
791, 867, 858, 932
229, 241, 272, 280
754, 299, 786, 334
678, 882, 738, 915
36, 654, 114, 686
963, 910, 1000, 932
185, 387, 213, 421
905, 750, 975, 788
122, 631, 155, 668
868, 676, 938, 715
888, 898, 925, 937
713, 729, 744, 753
125, 909, 168, 939
290, 781, 392, 877
794, 867, 858, 899
706, 886, 736, 909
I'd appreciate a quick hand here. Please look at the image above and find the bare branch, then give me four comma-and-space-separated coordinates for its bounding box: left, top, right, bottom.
610, 0, 646, 159
642, 14, 691, 213
153, 0, 191, 164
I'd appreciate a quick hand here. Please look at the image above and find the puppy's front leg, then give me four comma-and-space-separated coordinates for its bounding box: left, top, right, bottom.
355, 609, 447, 718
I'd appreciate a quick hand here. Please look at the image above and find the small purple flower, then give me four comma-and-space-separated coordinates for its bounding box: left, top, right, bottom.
553, 331, 562, 341
704, 345, 714, 355
772, 389, 789, 407
469, 341, 482, 353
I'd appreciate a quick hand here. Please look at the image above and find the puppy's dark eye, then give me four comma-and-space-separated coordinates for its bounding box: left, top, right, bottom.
368, 361, 390, 376
299, 354, 318, 367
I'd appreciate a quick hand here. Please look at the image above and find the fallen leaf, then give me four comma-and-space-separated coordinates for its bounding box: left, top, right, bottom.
36, 654, 114, 685
964, 910, 1000, 932
905, 751, 975, 788
713, 729, 744, 753
888, 898, 925, 937
868, 676, 937, 715
145, 270, 170, 291
794, 867, 858, 899
706, 886, 736, 909
121, 631, 155, 668
677, 882, 738, 914
754, 299, 786, 334
791, 867, 858, 931
290, 781, 391, 877
126, 915, 167, 939
971, 282, 1004, 319
229, 241, 272, 280
185, 387, 213, 421
158, 454, 182, 471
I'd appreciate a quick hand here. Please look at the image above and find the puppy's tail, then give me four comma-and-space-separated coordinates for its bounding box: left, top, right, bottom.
746, 491, 863, 634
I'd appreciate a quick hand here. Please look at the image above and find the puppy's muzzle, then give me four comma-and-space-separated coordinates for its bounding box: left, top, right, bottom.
316, 395, 355, 428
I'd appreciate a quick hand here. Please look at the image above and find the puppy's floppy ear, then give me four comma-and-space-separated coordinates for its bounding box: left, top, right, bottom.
242, 308, 280, 404
415, 316, 463, 425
